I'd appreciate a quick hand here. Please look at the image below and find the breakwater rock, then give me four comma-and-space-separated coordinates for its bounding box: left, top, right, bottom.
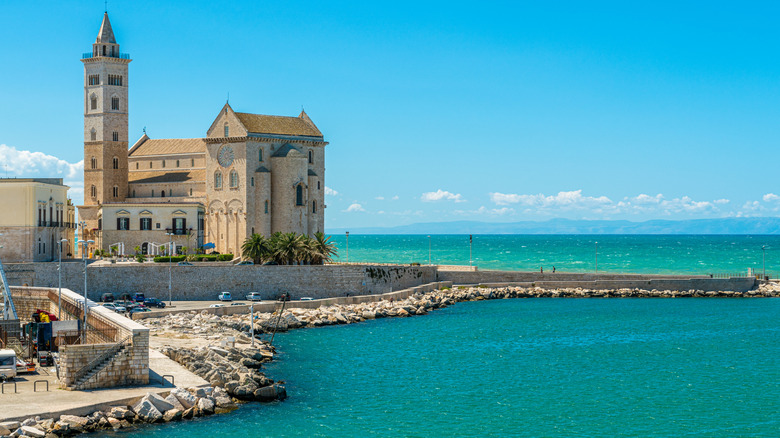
160, 344, 286, 403
1, 387, 238, 437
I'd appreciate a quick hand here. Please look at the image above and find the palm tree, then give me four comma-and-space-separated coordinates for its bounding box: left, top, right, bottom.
274, 232, 305, 265
310, 232, 337, 265
242, 233, 271, 264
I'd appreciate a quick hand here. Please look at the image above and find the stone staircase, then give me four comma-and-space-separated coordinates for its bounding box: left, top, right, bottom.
70, 336, 130, 390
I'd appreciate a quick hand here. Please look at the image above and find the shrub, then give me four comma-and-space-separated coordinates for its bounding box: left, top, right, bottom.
135, 254, 145, 263
153, 255, 187, 263
217, 254, 234, 262
193, 254, 218, 262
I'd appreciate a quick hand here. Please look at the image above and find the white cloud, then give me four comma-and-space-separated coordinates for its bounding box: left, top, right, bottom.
490, 190, 612, 209
421, 189, 465, 203
391, 195, 399, 201
324, 186, 339, 196
375, 196, 385, 200
344, 203, 365, 212
0, 144, 83, 180
763, 193, 780, 202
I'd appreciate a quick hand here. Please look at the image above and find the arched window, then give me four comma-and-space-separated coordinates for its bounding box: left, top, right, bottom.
190, 188, 193, 196
162, 160, 166, 168
296, 184, 304, 206
259, 148, 263, 162
133, 190, 136, 197
264, 200, 269, 214
90, 96, 97, 110
90, 129, 96, 141
313, 200, 317, 213
111, 96, 119, 110
151, 189, 154, 197
308, 150, 313, 164
191, 158, 195, 167
149, 162, 153, 168
317, 181, 321, 190
112, 186, 118, 198
90, 157, 97, 169
112, 157, 118, 169
90, 185, 97, 198
176, 160, 180, 168
136, 162, 139, 169
224, 124, 229, 137
214, 171, 223, 189
161, 190, 165, 198
229, 170, 239, 188
251, 177, 254, 187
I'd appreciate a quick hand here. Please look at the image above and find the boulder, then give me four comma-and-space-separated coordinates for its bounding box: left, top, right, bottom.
213, 386, 229, 399
19, 426, 46, 438
21, 419, 36, 427
142, 393, 174, 413
0, 422, 20, 432
232, 385, 257, 400
208, 346, 229, 357
251, 374, 273, 387
253, 385, 278, 401
214, 395, 235, 409
119, 420, 132, 429
57, 416, 89, 432
107, 406, 134, 420
133, 399, 163, 423
362, 311, 375, 319
194, 387, 213, 398
181, 407, 194, 420
164, 394, 185, 411
162, 409, 182, 423
197, 397, 215, 415
0, 424, 12, 436
107, 418, 120, 430
224, 380, 240, 394
170, 387, 198, 409
239, 357, 262, 368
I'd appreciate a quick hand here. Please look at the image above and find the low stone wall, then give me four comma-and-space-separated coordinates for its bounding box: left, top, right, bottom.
133, 281, 454, 320
436, 269, 711, 285
4, 262, 437, 301
480, 277, 757, 293
11, 287, 56, 321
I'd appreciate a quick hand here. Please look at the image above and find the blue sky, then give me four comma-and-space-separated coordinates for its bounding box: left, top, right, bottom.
1, 1, 779, 229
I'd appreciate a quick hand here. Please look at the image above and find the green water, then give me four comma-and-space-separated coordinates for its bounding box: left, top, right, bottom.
120, 298, 780, 437
328, 234, 780, 275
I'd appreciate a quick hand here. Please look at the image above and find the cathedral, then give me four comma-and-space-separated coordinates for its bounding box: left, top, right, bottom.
77, 13, 327, 257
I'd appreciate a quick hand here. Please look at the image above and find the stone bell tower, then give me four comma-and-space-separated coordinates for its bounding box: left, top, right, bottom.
82, 12, 130, 206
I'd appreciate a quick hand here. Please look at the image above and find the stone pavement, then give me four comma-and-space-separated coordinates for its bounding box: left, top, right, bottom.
0, 349, 208, 422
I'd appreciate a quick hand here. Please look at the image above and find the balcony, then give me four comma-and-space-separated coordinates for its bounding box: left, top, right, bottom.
82, 52, 131, 60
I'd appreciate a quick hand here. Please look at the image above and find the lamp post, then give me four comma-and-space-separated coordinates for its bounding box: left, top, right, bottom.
250, 302, 255, 348
762, 245, 767, 279
58, 238, 68, 320
428, 235, 431, 265
469, 234, 473, 267
81, 239, 95, 344
166, 231, 174, 306
595, 241, 598, 274
345, 231, 349, 263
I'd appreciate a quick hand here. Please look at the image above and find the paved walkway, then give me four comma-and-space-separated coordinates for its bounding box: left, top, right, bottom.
0, 349, 208, 422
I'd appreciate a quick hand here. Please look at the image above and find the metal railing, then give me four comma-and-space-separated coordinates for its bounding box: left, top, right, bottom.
82, 52, 131, 60
71, 335, 130, 387
36, 221, 76, 228
709, 272, 776, 280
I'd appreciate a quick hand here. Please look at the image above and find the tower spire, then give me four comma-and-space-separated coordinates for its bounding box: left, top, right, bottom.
96, 12, 116, 44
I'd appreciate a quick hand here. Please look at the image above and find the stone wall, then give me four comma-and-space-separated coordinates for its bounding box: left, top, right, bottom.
4, 262, 437, 301
435, 269, 711, 285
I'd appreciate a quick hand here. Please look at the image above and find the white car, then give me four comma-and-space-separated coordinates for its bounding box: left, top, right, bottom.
218, 292, 232, 301
102, 303, 127, 313
245, 292, 262, 301
209, 304, 225, 308
0, 349, 18, 380
300, 297, 314, 301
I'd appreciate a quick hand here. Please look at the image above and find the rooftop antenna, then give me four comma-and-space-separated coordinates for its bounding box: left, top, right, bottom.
143, 126, 147, 135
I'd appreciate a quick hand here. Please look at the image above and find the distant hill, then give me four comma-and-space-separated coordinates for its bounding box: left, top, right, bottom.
327, 217, 780, 235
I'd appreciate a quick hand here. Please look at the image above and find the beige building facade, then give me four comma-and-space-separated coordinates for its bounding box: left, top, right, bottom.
77, 13, 327, 257
0, 178, 76, 262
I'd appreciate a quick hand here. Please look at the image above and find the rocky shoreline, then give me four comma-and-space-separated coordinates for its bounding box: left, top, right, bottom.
3, 282, 777, 437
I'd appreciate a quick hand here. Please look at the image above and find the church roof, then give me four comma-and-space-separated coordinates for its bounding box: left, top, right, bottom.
235, 112, 322, 138
129, 138, 206, 157
128, 170, 205, 184
272, 143, 305, 158
95, 13, 117, 44
256, 166, 270, 173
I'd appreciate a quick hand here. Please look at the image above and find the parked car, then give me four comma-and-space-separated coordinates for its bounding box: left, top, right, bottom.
209, 304, 225, 308
178, 261, 193, 266
0, 349, 18, 381
276, 293, 290, 302
102, 303, 127, 313
130, 307, 151, 314
144, 298, 166, 308
218, 292, 232, 301
236, 260, 254, 265
133, 293, 145, 302
101, 293, 114, 303
300, 297, 314, 301
245, 292, 262, 301
230, 302, 245, 306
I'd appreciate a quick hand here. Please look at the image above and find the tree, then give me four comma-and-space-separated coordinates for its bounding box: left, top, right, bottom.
242, 233, 271, 264
274, 232, 305, 265
310, 232, 337, 265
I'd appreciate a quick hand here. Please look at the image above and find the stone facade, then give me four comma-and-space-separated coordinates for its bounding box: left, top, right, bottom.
76, 13, 327, 258
0, 178, 76, 262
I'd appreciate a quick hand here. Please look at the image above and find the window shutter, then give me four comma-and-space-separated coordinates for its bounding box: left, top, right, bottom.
117, 218, 121, 230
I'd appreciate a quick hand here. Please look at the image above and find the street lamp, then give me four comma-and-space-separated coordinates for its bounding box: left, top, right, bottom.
469, 234, 473, 267
80, 239, 95, 344
166, 231, 174, 306
762, 245, 767, 279
345, 231, 349, 263
428, 235, 431, 265
595, 241, 598, 274
58, 238, 69, 320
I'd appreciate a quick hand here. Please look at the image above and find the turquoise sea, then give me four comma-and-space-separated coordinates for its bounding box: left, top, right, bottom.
328, 234, 780, 276
121, 298, 780, 437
